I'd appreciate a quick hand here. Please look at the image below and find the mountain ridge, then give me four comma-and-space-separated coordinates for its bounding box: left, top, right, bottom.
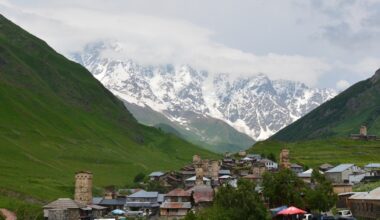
270, 69, 380, 141
0, 14, 215, 218
73, 41, 336, 150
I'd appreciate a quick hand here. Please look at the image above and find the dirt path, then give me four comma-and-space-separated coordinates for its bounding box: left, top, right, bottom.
0, 209, 17, 220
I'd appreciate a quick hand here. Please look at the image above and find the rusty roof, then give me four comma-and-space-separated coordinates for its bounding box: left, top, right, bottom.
187, 185, 214, 203
166, 188, 191, 197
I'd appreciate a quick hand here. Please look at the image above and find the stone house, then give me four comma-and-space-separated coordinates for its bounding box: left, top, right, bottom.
43, 198, 86, 220
160, 188, 192, 218
187, 185, 214, 210
325, 164, 358, 183
125, 190, 160, 216
348, 187, 380, 219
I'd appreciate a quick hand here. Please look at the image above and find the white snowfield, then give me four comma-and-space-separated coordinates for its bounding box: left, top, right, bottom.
74, 41, 336, 141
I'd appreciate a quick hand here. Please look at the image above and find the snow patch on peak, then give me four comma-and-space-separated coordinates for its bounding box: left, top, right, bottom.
74, 41, 337, 141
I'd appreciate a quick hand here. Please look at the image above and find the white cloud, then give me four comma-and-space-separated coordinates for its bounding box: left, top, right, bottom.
351, 57, 380, 76
0, 0, 332, 86
336, 80, 350, 91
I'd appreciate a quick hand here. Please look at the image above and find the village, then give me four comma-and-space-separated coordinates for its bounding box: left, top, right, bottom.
42, 133, 380, 220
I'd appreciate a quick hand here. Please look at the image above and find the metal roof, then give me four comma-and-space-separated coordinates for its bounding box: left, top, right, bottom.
185, 176, 210, 181
218, 170, 231, 175
365, 163, 380, 169
219, 175, 232, 179
349, 188, 380, 201
99, 198, 126, 206
92, 197, 103, 205
149, 171, 165, 177
325, 164, 354, 173
127, 190, 158, 198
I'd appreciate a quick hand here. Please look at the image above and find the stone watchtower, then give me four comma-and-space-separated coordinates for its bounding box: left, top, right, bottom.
195, 164, 204, 185
360, 126, 367, 136
74, 171, 93, 205
279, 149, 291, 169
193, 155, 201, 164
210, 160, 220, 181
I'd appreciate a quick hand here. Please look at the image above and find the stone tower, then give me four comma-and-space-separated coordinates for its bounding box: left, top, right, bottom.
279, 149, 291, 169
74, 171, 93, 205
195, 165, 204, 185
360, 126, 367, 136
193, 155, 201, 164
210, 160, 220, 181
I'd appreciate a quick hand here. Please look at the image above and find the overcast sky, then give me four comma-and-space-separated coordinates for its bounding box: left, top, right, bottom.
0, 0, 379, 89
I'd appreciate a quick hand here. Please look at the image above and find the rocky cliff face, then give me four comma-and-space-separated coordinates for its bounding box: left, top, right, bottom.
73, 41, 336, 142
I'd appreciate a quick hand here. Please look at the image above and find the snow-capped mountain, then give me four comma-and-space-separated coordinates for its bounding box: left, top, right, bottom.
73, 41, 336, 147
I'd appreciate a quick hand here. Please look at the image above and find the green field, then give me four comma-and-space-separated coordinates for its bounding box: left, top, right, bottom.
0, 14, 217, 218
250, 138, 380, 168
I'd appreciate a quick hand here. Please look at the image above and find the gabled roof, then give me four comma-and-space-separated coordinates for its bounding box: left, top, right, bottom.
128, 190, 158, 198
326, 164, 354, 173
319, 163, 334, 169
219, 175, 232, 179
99, 198, 126, 206
149, 171, 165, 177
185, 176, 210, 181
349, 187, 380, 200
365, 163, 380, 169
44, 198, 86, 209
187, 185, 214, 203
166, 188, 191, 197
92, 197, 103, 205
291, 163, 303, 168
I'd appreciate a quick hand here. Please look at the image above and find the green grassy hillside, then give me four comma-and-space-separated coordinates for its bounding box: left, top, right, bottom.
250, 138, 380, 168
0, 14, 216, 218
271, 70, 380, 141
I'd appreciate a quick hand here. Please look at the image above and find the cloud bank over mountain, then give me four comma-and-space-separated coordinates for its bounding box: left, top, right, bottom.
0, 0, 379, 88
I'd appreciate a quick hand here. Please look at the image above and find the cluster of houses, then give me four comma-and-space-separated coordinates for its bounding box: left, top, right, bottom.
43, 145, 380, 220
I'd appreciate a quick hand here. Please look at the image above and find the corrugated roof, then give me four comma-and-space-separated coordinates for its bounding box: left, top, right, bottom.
160, 202, 191, 209
349, 187, 380, 200
128, 190, 158, 198
365, 163, 380, 169
219, 175, 232, 179
44, 198, 86, 209
326, 164, 354, 173
92, 197, 103, 205
87, 204, 107, 210
149, 171, 165, 177
185, 176, 210, 181
99, 198, 126, 206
